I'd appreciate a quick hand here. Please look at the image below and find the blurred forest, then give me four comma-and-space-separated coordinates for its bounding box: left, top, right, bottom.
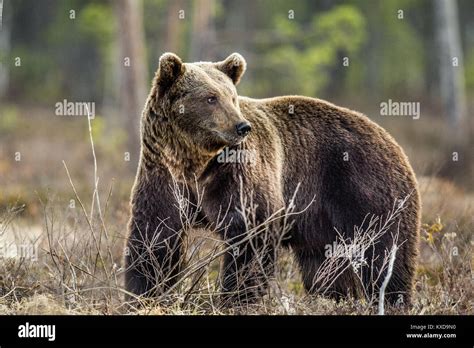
0, 0, 473, 211
3, 1, 474, 101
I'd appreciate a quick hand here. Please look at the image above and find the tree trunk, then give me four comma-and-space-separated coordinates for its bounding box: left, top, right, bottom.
189, 0, 217, 61
0, 0, 12, 99
434, 0, 466, 129
163, 0, 184, 54
224, 0, 249, 55
114, 0, 147, 167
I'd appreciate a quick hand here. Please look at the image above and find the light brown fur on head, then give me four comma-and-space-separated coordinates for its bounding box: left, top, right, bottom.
141, 52, 249, 180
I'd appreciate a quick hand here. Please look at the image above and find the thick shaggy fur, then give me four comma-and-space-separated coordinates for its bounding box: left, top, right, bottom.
125, 53, 421, 305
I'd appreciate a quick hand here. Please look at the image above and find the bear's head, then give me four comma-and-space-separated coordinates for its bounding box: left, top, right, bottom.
148, 52, 251, 155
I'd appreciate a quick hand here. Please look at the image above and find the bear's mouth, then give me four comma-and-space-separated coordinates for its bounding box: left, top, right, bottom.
213, 131, 247, 147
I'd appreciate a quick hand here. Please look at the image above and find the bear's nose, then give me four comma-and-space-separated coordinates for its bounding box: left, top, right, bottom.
236, 122, 252, 136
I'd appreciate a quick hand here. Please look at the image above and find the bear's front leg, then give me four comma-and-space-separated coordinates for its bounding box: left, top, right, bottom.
125, 223, 183, 300
125, 172, 191, 301
202, 192, 281, 306
220, 225, 276, 305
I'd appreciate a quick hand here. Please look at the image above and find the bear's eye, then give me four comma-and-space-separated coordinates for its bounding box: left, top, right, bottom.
207, 96, 218, 104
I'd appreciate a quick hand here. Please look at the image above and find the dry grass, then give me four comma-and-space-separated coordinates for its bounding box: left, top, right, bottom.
0, 175, 472, 315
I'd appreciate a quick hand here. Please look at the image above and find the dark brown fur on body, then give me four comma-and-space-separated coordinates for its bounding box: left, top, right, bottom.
125, 52, 421, 306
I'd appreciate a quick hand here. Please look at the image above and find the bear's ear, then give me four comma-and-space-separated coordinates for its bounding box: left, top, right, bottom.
216, 53, 246, 85
154, 52, 184, 96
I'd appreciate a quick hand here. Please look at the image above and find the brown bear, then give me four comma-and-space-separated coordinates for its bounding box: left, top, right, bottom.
125, 52, 421, 306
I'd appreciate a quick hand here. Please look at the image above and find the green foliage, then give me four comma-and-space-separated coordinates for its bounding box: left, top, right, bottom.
312, 5, 366, 54
0, 105, 20, 134
465, 47, 474, 90
253, 5, 366, 97
89, 116, 127, 162
367, 0, 425, 96
77, 3, 115, 45
4, 0, 473, 104
9, 47, 63, 103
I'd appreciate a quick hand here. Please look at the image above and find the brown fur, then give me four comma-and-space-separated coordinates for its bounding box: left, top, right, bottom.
125, 53, 421, 305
